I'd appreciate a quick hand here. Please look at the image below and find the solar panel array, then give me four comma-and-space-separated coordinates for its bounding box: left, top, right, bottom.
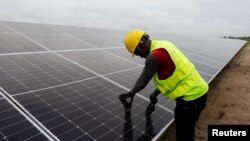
0, 90, 48, 141
0, 21, 246, 141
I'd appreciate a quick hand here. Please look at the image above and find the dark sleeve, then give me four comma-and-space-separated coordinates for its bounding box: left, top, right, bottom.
130, 54, 158, 94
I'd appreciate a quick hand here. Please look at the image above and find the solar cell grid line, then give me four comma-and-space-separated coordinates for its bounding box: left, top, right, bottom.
58, 50, 139, 75
51, 24, 120, 35
12, 77, 174, 141
181, 39, 245, 60
55, 52, 174, 114
53, 47, 123, 53
6, 54, 63, 89
73, 26, 122, 36
0, 50, 51, 56
48, 25, 117, 48
11, 75, 99, 97
0, 64, 31, 94
0, 53, 96, 95
105, 67, 176, 111
0, 21, 245, 140
104, 48, 145, 66
102, 66, 142, 76
1, 55, 47, 94
73, 35, 122, 48
2, 21, 60, 34
0, 89, 56, 141
0, 132, 4, 139
0, 32, 46, 54
111, 72, 175, 112
190, 59, 218, 75
184, 52, 224, 68
100, 50, 213, 110
16, 88, 120, 118
101, 49, 144, 67
49, 24, 125, 44
104, 64, 210, 110
45, 27, 97, 48
1, 23, 52, 52
96, 34, 123, 47
206, 47, 246, 84
12, 94, 89, 141
195, 51, 231, 63
58, 48, 172, 112
186, 54, 220, 70
45, 25, 137, 69
105, 67, 152, 94
23, 33, 95, 50
2, 22, 141, 81
203, 39, 244, 53
193, 49, 231, 61
52, 78, 168, 139
34, 100, 95, 141
23, 54, 80, 82
3, 22, 141, 78
12, 79, 122, 140
48, 25, 141, 68
102, 37, 246, 139
104, 46, 217, 81
48, 25, 123, 48
176, 37, 244, 52
48, 24, 94, 36
65, 79, 173, 140
9, 66, 142, 100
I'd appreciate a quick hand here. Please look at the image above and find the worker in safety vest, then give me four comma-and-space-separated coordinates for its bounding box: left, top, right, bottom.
119, 29, 209, 141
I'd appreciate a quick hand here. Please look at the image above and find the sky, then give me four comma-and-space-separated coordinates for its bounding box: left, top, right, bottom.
0, 0, 249, 37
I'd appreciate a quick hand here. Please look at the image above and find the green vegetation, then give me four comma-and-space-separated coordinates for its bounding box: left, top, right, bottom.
222, 36, 250, 42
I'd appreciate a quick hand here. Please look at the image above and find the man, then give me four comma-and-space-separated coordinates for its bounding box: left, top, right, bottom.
118, 29, 209, 141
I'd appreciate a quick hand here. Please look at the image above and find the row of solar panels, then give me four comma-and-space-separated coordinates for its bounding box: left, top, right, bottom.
0, 21, 246, 141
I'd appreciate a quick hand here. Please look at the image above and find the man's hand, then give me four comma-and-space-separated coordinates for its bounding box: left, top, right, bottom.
119, 92, 135, 101
119, 92, 135, 110
149, 94, 158, 105
146, 94, 158, 114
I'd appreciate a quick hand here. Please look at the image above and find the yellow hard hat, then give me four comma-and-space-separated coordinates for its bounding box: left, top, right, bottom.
124, 29, 145, 57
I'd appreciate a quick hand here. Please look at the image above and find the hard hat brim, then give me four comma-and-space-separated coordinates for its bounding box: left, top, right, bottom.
124, 29, 145, 58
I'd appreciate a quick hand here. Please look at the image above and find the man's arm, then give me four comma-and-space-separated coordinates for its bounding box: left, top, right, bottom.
149, 89, 160, 104
130, 54, 158, 94
151, 89, 160, 97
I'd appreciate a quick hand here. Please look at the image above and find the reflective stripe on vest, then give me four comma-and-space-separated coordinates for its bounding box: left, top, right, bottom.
151, 40, 209, 101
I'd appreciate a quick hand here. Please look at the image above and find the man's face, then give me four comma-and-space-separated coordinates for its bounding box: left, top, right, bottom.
134, 45, 149, 58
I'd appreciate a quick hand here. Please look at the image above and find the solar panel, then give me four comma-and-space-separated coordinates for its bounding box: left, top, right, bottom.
2, 21, 60, 34
12, 77, 173, 141
58, 50, 139, 75
0, 21, 246, 141
0, 32, 46, 53
49, 24, 124, 48
105, 67, 176, 111
23, 34, 95, 50
49, 24, 126, 40
0, 53, 95, 95
104, 48, 145, 66
0, 90, 49, 141
74, 35, 122, 48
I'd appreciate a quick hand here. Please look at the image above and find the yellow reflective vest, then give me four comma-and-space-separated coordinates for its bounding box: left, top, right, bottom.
151, 40, 209, 101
